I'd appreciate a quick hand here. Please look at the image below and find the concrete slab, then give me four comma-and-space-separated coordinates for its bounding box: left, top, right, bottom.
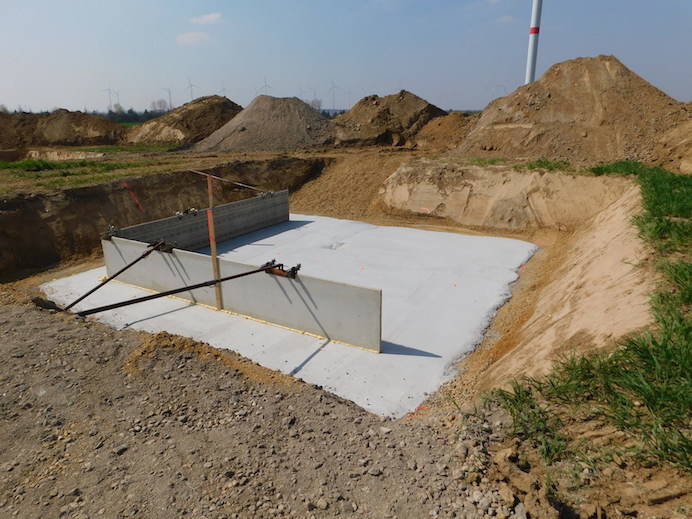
42, 214, 537, 417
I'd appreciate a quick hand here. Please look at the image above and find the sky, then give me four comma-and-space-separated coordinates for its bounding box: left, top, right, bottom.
2, 0, 691, 113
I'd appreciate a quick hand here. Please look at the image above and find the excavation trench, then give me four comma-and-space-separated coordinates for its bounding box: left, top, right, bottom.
0, 156, 329, 279
2, 151, 655, 399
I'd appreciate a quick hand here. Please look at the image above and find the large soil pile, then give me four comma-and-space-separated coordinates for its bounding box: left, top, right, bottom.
126, 96, 242, 145
194, 96, 332, 152
415, 112, 480, 150
0, 110, 123, 148
333, 90, 447, 146
458, 55, 689, 165
654, 119, 692, 174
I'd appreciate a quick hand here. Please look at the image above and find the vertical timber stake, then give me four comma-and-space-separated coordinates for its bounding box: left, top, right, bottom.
207, 176, 224, 309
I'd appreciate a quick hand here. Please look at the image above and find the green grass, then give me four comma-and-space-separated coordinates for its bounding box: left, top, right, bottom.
490, 161, 692, 471
590, 160, 649, 176
0, 159, 143, 172
489, 382, 567, 463
0, 158, 151, 193
520, 158, 571, 171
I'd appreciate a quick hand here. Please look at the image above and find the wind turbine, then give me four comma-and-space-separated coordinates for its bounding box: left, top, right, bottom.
328, 81, 340, 112
524, 0, 543, 84
163, 88, 173, 110
103, 86, 114, 111
187, 78, 198, 101
256, 77, 271, 95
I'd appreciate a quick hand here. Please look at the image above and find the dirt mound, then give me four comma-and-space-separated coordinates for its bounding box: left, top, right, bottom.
333, 90, 447, 146
126, 96, 242, 145
654, 119, 692, 173
194, 96, 332, 152
458, 55, 690, 165
415, 112, 480, 150
0, 109, 123, 148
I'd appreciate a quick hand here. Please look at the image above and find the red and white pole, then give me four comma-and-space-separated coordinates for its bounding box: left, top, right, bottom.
524, 0, 543, 84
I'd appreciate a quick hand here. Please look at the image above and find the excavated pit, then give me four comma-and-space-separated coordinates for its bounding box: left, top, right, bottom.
3, 151, 655, 404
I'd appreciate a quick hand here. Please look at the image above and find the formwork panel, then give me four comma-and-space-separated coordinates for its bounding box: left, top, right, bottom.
112, 190, 289, 251
102, 236, 382, 351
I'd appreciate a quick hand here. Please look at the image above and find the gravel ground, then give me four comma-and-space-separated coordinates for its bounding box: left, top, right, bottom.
0, 298, 527, 519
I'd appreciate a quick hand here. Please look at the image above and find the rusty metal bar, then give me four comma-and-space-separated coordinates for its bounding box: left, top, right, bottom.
64, 240, 164, 311
207, 175, 224, 310
188, 169, 266, 192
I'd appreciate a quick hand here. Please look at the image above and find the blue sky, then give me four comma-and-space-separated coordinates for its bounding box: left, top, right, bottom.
2, 0, 691, 112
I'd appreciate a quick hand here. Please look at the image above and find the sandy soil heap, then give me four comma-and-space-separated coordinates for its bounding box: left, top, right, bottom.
333, 90, 447, 146
126, 96, 242, 145
415, 112, 480, 150
194, 96, 332, 152
655, 119, 692, 174
0, 109, 123, 148
458, 55, 689, 165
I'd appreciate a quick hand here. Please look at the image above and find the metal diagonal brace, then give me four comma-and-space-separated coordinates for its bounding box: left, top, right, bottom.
64, 240, 165, 311
75, 260, 302, 317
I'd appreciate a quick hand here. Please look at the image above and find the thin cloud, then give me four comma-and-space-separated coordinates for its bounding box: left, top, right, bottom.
190, 12, 222, 24
497, 15, 515, 24
176, 32, 210, 46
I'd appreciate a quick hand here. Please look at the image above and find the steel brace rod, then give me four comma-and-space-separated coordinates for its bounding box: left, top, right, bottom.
64, 240, 165, 311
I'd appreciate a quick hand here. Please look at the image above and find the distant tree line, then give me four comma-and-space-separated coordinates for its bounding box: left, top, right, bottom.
0, 99, 172, 124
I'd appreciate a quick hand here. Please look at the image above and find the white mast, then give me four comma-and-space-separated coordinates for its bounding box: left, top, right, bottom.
524, 0, 543, 84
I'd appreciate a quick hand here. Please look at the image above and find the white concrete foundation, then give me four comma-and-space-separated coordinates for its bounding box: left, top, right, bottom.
42, 214, 537, 417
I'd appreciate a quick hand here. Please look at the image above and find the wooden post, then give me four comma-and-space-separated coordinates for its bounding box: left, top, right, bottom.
207, 176, 224, 309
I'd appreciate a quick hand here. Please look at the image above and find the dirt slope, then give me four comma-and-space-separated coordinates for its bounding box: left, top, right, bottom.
462, 185, 654, 392
0, 110, 123, 148
382, 158, 632, 231
0, 157, 328, 278
655, 119, 692, 174
194, 96, 332, 152
415, 112, 480, 150
458, 55, 689, 165
126, 96, 242, 145
333, 90, 447, 146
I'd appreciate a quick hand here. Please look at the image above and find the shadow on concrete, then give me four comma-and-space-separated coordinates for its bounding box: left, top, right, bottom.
289, 339, 331, 376
122, 303, 195, 328
203, 219, 313, 255
380, 341, 441, 358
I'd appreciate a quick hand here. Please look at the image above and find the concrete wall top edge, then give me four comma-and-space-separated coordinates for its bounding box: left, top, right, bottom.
107, 236, 381, 296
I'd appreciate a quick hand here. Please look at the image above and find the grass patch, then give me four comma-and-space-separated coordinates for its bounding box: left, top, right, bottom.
490, 161, 692, 471
590, 160, 649, 176
520, 158, 571, 171
489, 382, 567, 463
468, 157, 506, 167
0, 159, 143, 172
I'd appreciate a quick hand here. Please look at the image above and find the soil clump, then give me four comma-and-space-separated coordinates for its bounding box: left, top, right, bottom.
194, 96, 332, 152
333, 90, 446, 146
126, 96, 242, 145
457, 55, 690, 165
0, 109, 123, 148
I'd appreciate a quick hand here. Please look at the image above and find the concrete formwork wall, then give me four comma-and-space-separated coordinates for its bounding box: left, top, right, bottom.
102, 237, 382, 352
112, 190, 289, 251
